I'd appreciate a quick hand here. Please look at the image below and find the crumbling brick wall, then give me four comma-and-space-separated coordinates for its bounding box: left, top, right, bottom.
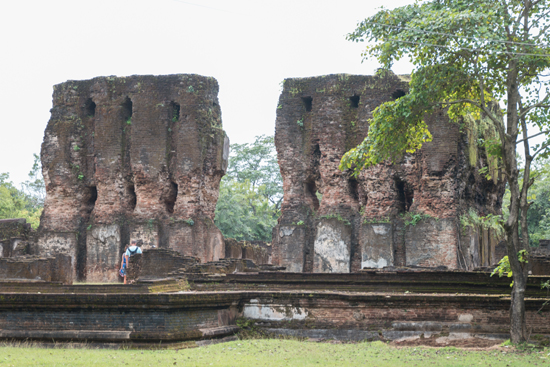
272, 72, 505, 272
37, 75, 229, 281
223, 238, 271, 264
0, 218, 32, 258
0, 254, 72, 284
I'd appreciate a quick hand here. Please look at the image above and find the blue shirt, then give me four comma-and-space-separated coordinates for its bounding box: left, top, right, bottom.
125, 246, 142, 257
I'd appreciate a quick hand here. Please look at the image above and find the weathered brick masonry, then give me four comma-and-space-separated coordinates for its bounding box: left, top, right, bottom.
1, 273, 549, 343
272, 72, 505, 273
37, 75, 229, 281
0, 218, 32, 258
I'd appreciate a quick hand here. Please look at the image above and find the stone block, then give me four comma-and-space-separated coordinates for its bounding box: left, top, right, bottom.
275, 225, 307, 272
86, 224, 121, 282
313, 218, 352, 273
360, 222, 393, 269
405, 218, 458, 268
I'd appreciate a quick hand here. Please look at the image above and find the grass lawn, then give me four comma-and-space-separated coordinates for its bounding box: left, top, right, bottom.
0, 339, 548, 366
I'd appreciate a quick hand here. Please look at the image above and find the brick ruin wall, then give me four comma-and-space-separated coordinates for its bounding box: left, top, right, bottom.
36, 75, 229, 281
272, 72, 505, 273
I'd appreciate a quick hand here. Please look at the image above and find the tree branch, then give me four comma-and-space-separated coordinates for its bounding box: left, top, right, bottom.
518, 101, 550, 119
516, 130, 550, 144
533, 141, 550, 158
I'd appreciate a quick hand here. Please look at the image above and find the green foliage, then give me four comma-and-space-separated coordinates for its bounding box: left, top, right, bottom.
318, 213, 351, 226
460, 208, 504, 238
296, 119, 304, 128
184, 218, 194, 226
0, 155, 44, 229
20, 153, 45, 210
215, 135, 282, 242
491, 251, 529, 287
402, 212, 433, 226
503, 158, 550, 246
491, 256, 513, 279
73, 145, 80, 151
126, 118, 132, 125
187, 85, 194, 93
340, 0, 550, 175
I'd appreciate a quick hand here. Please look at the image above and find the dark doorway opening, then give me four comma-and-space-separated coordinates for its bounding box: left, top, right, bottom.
395, 178, 414, 212
127, 184, 137, 212
87, 186, 98, 208
85, 98, 96, 117
170, 101, 180, 122
165, 181, 178, 214
301, 96, 313, 112
348, 177, 359, 201
121, 97, 133, 123
349, 95, 360, 108
391, 89, 407, 100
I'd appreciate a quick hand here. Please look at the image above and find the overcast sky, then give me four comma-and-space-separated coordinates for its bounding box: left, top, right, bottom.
0, 0, 415, 185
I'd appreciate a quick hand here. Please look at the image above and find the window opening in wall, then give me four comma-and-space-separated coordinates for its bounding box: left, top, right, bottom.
395, 178, 413, 212
85, 98, 96, 117
128, 184, 137, 212
348, 177, 359, 201
301, 96, 313, 112
170, 101, 180, 123
306, 181, 320, 211
87, 186, 98, 208
165, 181, 178, 214
349, 95, 360, 108
121, 97, 133, 123
391, 89, 407, 100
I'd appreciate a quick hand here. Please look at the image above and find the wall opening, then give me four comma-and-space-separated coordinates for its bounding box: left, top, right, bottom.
349, 95, 360, 108
391, 89, 407, 100
395, 178, 414, 212
301, 96, 313, 112
121, 97, 133, 123
165, 181, 178, 214
87, 186, 98, 208
127, 184, 137, 212
85, 98, 96, 117
306, 180, 320, 211
348, 177, 359, 201
170, 101, 180, 122
77, 185, 98, 281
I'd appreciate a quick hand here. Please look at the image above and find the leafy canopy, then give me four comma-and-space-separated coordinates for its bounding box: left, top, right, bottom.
214, 136, 282, 242
340, 0, 550, 174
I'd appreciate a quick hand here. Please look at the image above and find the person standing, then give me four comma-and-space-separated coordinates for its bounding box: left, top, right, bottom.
123, 240, 142, 284
119, 245, 129, 284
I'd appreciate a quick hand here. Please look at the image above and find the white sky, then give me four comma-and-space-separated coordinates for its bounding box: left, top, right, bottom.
0, 0, 415, 185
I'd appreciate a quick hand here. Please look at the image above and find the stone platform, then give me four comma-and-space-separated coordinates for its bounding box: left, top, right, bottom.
0, 271, 549, 345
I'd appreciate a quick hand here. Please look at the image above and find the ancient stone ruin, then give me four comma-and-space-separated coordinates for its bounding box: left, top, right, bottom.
1, 73, 550, 347
272, 72, 505, 273
37, 74, 229, 281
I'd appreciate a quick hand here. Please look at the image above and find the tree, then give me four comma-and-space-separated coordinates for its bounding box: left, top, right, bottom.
503, 157, 550, 245
215, 135, 283, 241
0, 172, 42, 229
340, 0, 550, 343
21, 153, 46, 210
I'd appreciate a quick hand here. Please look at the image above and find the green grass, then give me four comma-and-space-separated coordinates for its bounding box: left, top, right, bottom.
0, 339, 548, 366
